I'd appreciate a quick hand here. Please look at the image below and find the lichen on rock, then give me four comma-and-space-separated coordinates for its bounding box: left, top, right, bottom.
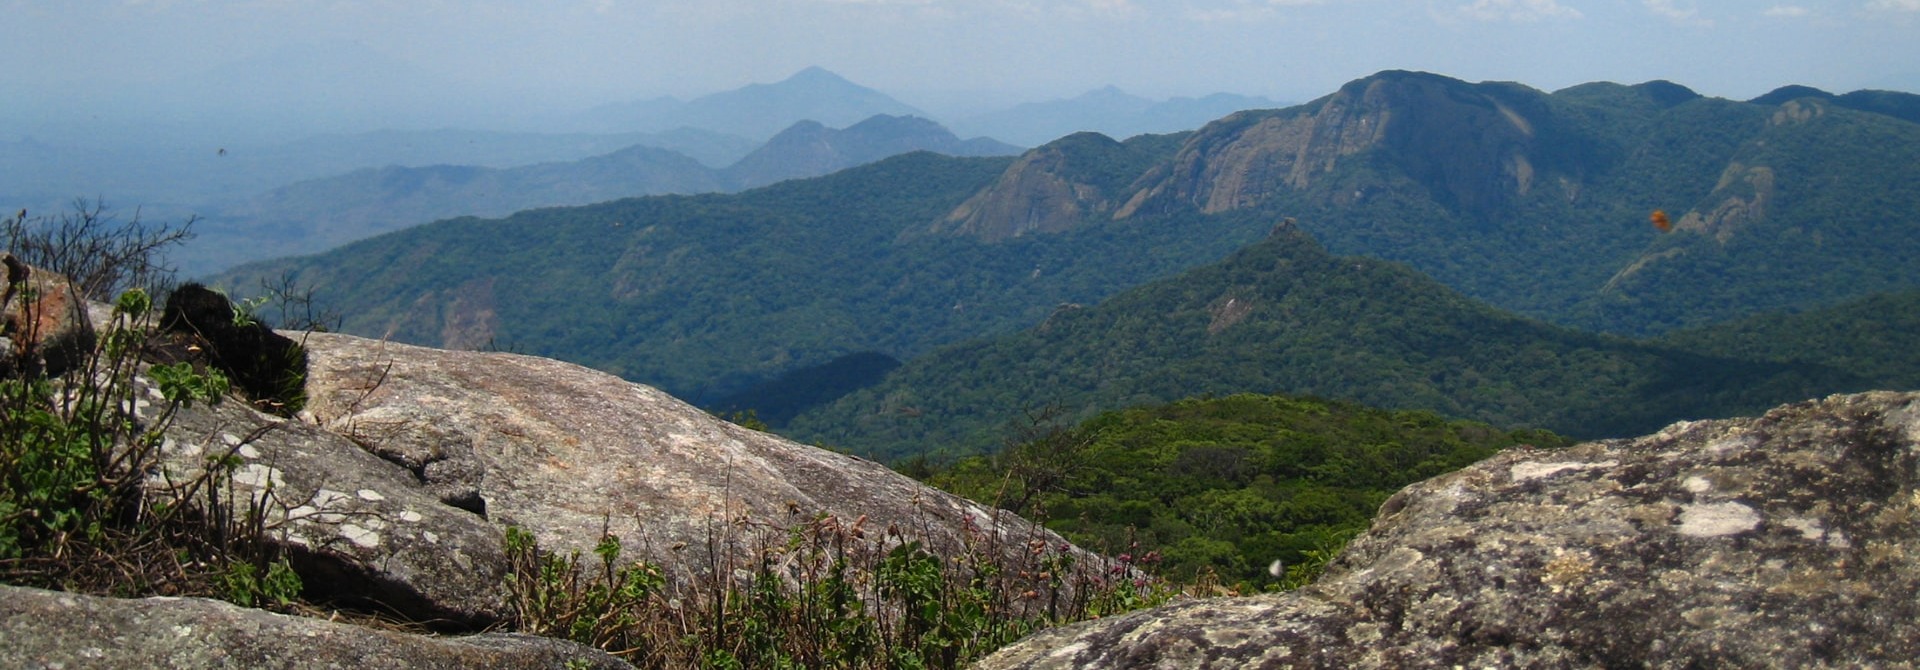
979, 391, 1920, 669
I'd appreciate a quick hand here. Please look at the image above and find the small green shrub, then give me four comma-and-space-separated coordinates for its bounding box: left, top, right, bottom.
0, 283, 298, 608
218, 557, 303, 608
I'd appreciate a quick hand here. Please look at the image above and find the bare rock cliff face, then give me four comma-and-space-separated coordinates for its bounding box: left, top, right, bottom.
297, 332, 1089, 587
931, 132, 1137, 241
979, 391, 1920, 669
1118, 71, 1549, 219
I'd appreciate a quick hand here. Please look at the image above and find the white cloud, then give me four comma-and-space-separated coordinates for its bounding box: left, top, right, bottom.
1761, 5, 1808, 17
1866, 0, 1920, 11
1644, 0, 1711, 25
1455, 0, 1582, 22
1081, 0, 1139, 16
1176, 0, 1326, 23
1187, 7, 1268, 20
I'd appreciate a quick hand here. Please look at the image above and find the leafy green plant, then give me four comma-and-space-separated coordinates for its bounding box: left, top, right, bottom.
231, 293, 271, 328
1, 232, 300, 609
148, 361, 231, 407
1274, 530, 1358, 591
218, 557, 303, 608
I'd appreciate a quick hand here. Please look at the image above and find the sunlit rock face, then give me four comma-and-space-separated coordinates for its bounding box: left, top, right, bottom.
980, 391, 1920, 669
296, 332, 1102, 592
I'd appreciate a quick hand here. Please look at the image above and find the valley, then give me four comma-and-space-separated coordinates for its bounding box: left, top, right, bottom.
207, 70, 1920, 466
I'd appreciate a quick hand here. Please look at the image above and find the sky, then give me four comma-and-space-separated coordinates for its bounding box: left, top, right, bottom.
4, 0, 1918, 141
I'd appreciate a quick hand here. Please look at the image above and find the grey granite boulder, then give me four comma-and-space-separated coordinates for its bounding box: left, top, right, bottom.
0, 584, 628, 669
298, 332, 1092, 586
146, 366, 510, 628
979, 391, 1920, 669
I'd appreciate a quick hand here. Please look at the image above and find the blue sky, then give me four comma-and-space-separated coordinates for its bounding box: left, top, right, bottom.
5, 0, 1917, 137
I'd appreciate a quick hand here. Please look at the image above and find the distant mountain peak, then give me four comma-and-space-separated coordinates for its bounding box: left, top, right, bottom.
1750, 85, 1835, 106
721, 114, 1017, 189
1081, 85, 1137, 100
1631, 80, 1701, 107
771, 119, 832, 136
844, 114, 943, 133
787, 66, 848, 83
580, 67, 924, 140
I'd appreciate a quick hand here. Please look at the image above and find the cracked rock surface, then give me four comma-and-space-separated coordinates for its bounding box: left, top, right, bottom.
153, 371, 511, 628
979, 391, 1920, 669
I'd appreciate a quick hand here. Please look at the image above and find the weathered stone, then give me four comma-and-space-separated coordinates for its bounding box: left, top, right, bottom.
298, 332, 1093, 586
0, 253, 96, 376
0, 584, 629, 669
978, 391, 1920, 669
146, 366, 510, 628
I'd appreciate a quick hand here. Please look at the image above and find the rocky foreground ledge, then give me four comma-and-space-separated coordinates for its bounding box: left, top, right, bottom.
4, 317, 1102, 667
8, 302, 1918, 667
0, 584, 625, 669
980, 391, 1920, 669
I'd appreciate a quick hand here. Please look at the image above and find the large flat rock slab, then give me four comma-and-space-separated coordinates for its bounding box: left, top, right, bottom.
299, 333, 1086, 583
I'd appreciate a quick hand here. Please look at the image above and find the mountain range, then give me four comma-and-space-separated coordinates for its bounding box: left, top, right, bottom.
971, 71, 1920, 336
211, 70, 1920, 460
186, 115, 1019, 273
11, 65, 1283, 277
576, 66, 930, 140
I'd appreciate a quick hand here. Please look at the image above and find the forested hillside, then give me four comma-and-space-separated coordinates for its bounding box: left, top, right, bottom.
216, 151, 1276, 398
919, 392, 1571, 588
1087, 72, 1920, 336
1657, 289, 1920, 390
785, 222, 1857, 459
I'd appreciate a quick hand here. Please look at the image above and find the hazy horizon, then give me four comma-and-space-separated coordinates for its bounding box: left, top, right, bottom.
7, 0, 1918, 147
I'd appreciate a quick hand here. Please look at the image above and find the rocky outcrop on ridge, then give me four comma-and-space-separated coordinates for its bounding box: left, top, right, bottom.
1117, 70, 1557, 219
979, 391, 1920, 669
937, 70, 1575, 237
0, 584, 626, 669
930, 132, 1158, 241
